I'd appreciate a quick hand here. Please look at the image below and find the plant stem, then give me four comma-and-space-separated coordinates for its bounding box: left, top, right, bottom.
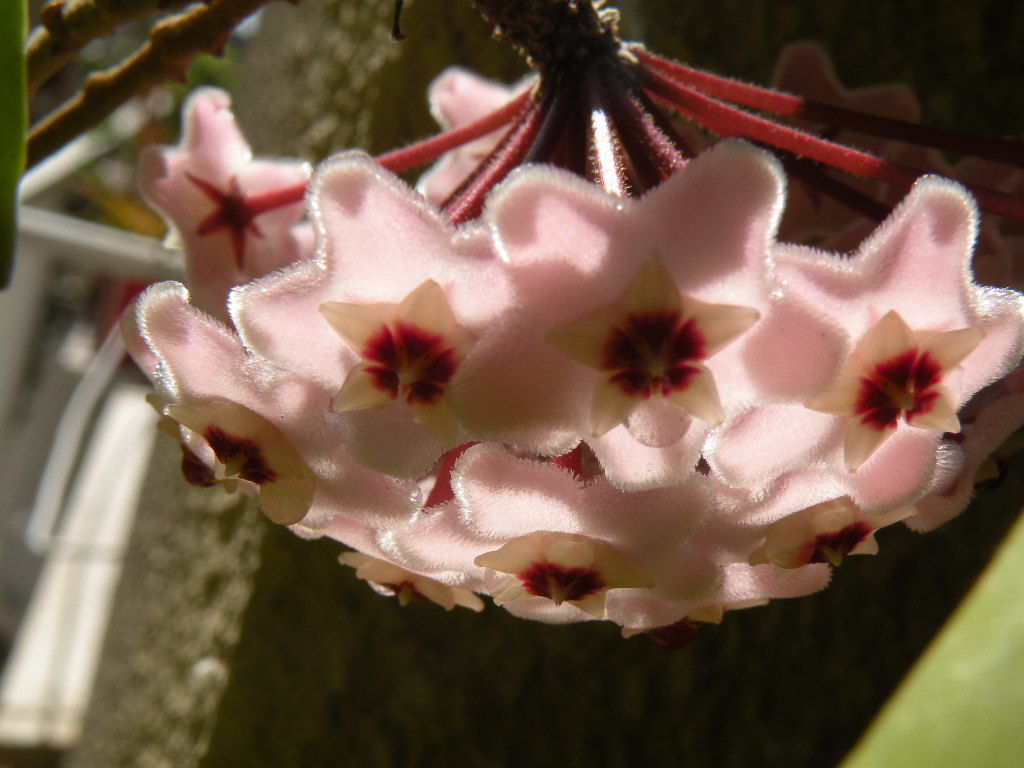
27, 0, 193, 96
26, 0, 288, 170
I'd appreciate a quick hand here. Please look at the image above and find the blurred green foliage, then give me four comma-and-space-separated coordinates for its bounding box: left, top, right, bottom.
841, 507, 1024, 768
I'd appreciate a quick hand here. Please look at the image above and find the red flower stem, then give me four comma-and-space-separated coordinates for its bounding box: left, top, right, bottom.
774, 151, 890, 223
641, 67, 1024, 222
439, 91, 542, 209
375, 88, 535, 173
522, 76, 582, 165
243, 180, 309, 215
635, 49, 1024, 167
585, 68, 628, 196
602, 71, 687, 191
546, 86, 589, 177
444, 94, 548, 225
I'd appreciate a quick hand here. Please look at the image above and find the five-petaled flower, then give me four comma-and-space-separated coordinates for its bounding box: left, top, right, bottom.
339, 552, 484, 611
139, 88, 311, 319
164, 400, 317, 526
321, 279, 475, 446
475, 531, 655, 618
548, 256, 759, 435
749, 496, 915, 568
807, 310, 984, 470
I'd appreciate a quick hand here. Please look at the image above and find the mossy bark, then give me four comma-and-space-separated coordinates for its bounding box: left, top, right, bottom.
67, 1, 1023, 766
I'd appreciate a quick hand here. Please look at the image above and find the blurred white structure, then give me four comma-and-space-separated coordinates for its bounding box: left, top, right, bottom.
0, 104, 182, 749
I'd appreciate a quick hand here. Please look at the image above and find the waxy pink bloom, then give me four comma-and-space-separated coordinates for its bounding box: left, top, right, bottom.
321, 279, 475, 447
139, 88, 312, 318
449, 141, 846, 490
769, 178, 1024, 499
126, 281, 422, 537
748, 496, 914, 569
230, 153, 511, 479
164, 400, 316, 525
808, 309, 984, 470
127, 10, 1024, 643
339, 552, 484, 611
476, 531, 654, 618
547, 256, 759, 435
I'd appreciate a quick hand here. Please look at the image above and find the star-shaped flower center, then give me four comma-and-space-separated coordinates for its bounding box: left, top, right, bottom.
807, 310, 984, 470
164, 400, 316, 525
475, 532, 654, 618
602, 310, 705, 398
203, 425, 277, 485
548, 257, 759, 435
186, 172, 262, 269
518, 562, 606, 604
854, 349, 942, 430
809, 522, 873, 567
321, 280, 475, 445
360, 321, 458, 406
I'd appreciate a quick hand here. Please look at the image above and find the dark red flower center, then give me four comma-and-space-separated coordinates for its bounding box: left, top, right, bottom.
854, 349, 942, 430
602, 310, 705, 398
203, 426, 277, 485
518, 562, 605, 604
362, 321, 458, 405
810, 522, 873, 565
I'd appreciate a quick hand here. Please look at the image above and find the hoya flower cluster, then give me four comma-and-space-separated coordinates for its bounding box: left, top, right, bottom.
125, 49, 1024, 641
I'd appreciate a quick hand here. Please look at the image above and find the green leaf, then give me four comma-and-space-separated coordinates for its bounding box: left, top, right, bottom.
0, 1, 27, 289
840, 507, 1024, 768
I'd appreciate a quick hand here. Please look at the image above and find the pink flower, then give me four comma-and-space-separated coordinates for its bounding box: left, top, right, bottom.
476, 531, 654, 618
139, 88, 312, 318
339, 552, 484, 611
230, 153, 512, 478
127, 22, 1024, 640
759, 178, 1024, 505
125, 281, 422, 535
449, 140, 845, 489
383, 443, 719, 627
748, 496, 914, 569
